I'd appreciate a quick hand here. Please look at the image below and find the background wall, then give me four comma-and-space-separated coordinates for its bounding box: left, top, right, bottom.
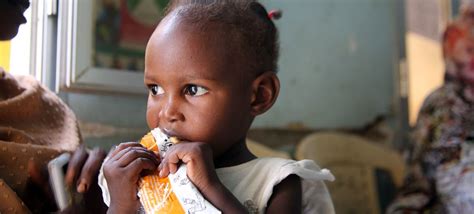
256, 0, 402, 129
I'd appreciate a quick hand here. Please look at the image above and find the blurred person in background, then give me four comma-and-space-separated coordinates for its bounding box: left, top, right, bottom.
387, 1, 474, 213
0, 0, 107, 213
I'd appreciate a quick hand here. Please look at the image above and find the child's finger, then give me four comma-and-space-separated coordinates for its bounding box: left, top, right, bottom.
75, 148, 107, 193
168, 161, 178, 174
163, 149, 182, 174
65, 145, 88, 187
109, 143, 147, 162
159, 162, 170, 178
115, 147, 160, 167
108, 142, 142, 159
159, 144, 187, 176
126, 157, 159, 179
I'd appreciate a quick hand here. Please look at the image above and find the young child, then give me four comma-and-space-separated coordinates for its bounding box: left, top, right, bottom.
100, 0, 334, 213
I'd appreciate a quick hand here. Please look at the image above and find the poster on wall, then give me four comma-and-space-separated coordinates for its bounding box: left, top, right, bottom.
93, 0, 169, 72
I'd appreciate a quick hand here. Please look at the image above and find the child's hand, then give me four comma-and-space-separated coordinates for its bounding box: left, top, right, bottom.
158, 142, 248, 213
158, 142, 219, 190
102, 142, 160, 214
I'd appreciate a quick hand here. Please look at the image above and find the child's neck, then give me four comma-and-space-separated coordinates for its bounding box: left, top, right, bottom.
214, 138, 256, 168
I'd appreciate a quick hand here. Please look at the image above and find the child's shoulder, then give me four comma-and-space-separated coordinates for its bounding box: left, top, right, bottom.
253, 157, 334, 181
217, 157, 334, 181
216, 157, 335, 213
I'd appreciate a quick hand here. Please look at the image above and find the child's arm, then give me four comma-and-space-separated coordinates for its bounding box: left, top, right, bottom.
158, 142, 248, 213
102, 142, 160, 214
265, 175, 302, 213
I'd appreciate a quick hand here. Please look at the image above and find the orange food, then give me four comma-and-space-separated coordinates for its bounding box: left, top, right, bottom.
138, 132, 185, 214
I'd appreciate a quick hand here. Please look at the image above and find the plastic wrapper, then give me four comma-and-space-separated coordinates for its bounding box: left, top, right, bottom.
138, 128, 221, 214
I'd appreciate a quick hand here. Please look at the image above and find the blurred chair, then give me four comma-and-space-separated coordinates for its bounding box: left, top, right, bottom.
295, 131, 405, 214
246, 138, 291, 159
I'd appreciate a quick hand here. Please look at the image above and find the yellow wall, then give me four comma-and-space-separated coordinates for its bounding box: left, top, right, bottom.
0, 41, 11, 71
407, 32, 444, 125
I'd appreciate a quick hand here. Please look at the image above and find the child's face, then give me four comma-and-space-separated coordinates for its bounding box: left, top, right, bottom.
144, 16, 255, 156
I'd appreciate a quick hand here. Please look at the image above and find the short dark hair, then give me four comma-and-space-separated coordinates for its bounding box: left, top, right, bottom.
163, 0, 280, 74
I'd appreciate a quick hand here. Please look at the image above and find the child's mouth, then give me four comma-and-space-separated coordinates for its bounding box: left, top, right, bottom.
161, 128, 184, 142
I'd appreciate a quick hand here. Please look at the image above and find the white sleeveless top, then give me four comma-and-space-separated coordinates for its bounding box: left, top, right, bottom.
215, 158, 335, 214
98, 157, 335, 213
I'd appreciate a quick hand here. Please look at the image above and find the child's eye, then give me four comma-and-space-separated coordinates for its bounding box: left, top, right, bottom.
149, 85, 164, 96
184, 84, 208, 96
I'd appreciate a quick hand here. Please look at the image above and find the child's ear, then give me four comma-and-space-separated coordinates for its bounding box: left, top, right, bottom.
250, 71, 280, 116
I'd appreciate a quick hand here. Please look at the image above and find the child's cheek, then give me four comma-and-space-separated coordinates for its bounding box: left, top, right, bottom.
146, 103, 159, 129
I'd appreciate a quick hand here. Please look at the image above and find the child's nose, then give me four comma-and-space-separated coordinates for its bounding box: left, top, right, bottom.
159, 96, 184, 123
